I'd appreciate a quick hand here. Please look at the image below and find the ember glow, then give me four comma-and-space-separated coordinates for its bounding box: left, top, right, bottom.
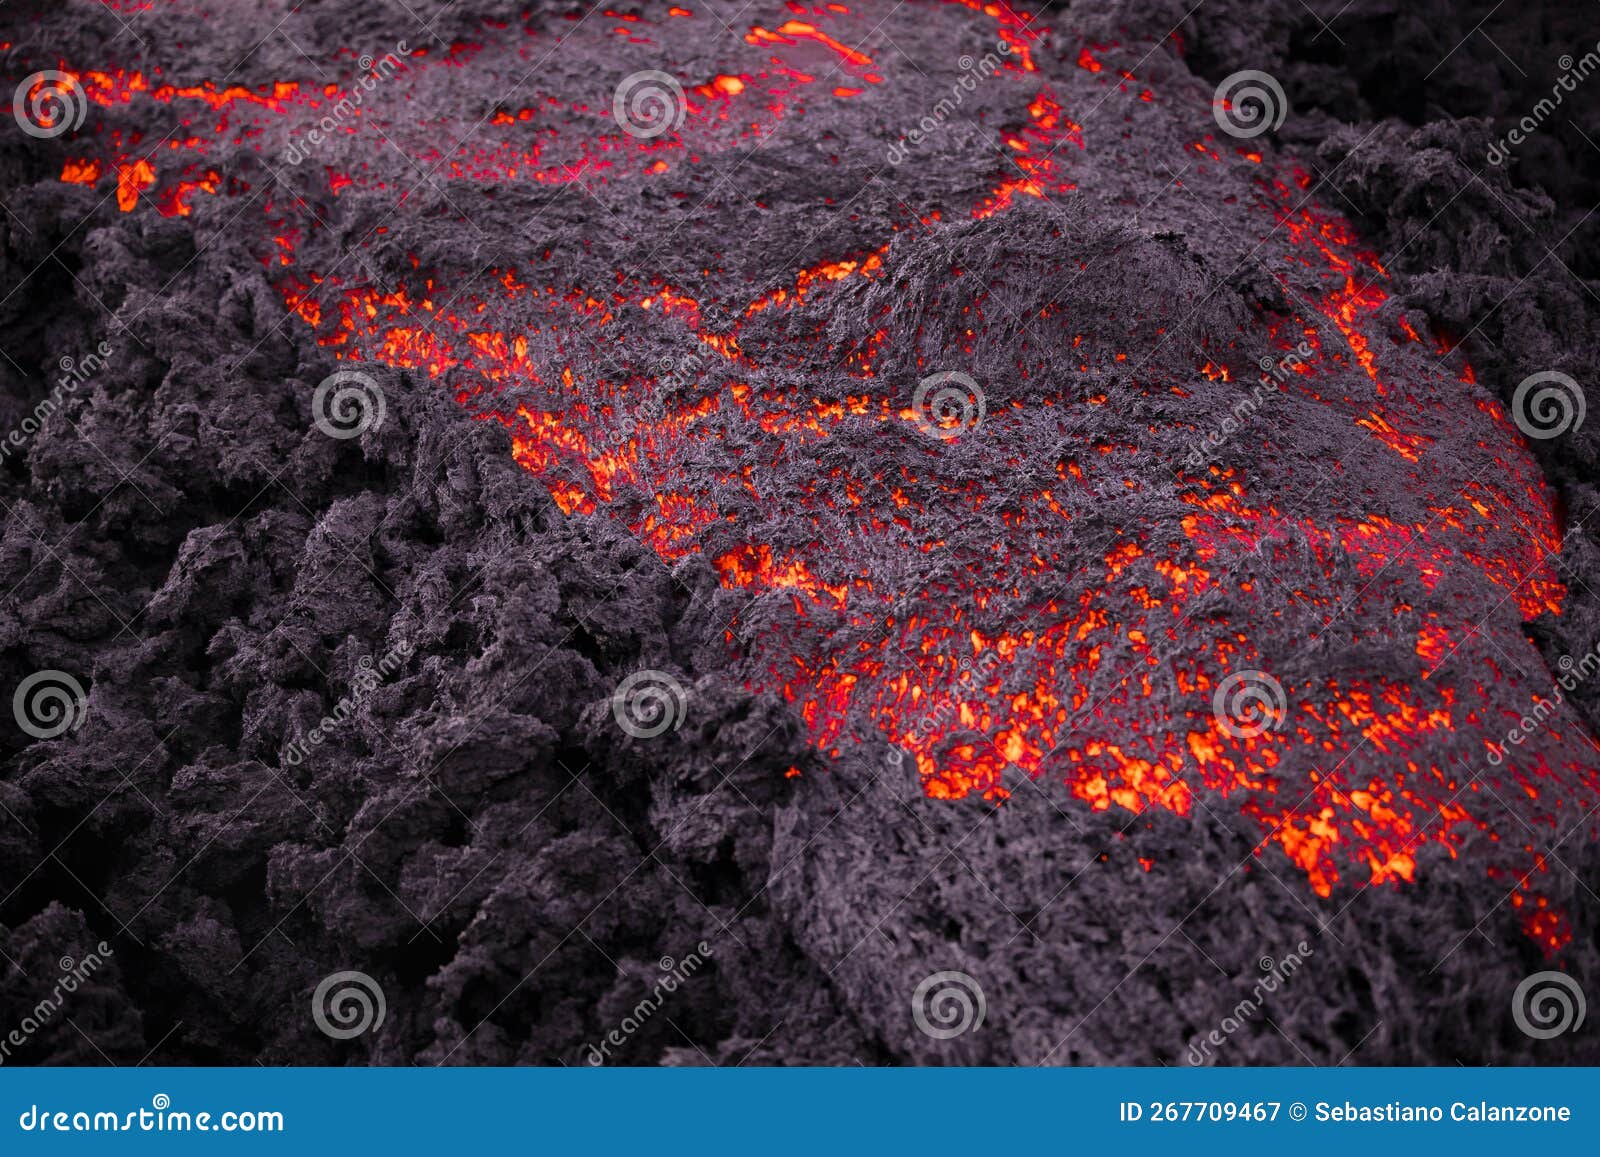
43, 0, 1599, 953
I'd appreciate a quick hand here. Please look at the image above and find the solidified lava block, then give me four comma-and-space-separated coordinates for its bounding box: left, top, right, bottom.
0, 0, 1596, 1065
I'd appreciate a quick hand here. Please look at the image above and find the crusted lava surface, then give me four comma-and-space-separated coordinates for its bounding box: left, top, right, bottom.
1, 0, 1598, 1064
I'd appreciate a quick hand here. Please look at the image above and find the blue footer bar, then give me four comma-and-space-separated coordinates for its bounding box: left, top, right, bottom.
2, 1068, 1596, 1153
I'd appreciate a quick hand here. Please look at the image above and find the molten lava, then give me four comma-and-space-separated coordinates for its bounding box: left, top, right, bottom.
41, 0, 1599, 954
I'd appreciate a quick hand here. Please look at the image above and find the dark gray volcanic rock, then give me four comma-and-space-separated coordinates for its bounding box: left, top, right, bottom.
1, 0, 1597, 1066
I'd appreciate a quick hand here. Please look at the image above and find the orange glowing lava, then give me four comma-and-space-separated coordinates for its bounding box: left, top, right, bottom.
44, 0, 1599, 955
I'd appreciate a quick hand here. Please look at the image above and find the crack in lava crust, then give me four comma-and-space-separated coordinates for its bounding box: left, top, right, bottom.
38, 0, 1600, 952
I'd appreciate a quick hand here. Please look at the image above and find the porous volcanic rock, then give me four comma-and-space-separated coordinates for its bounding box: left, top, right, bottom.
1, 0, 1596, 1065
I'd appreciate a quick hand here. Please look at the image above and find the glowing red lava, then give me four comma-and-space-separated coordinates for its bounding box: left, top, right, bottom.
43, 0, 1599, 953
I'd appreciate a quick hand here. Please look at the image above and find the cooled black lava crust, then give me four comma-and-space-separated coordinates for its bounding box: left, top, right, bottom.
1, 0, 1597, 1065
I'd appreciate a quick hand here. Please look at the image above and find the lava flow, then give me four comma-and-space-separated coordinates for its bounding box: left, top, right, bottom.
32, 0, 1600, 952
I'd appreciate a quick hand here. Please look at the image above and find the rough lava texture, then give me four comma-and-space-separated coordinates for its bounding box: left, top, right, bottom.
1, 0, 1597, 1065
